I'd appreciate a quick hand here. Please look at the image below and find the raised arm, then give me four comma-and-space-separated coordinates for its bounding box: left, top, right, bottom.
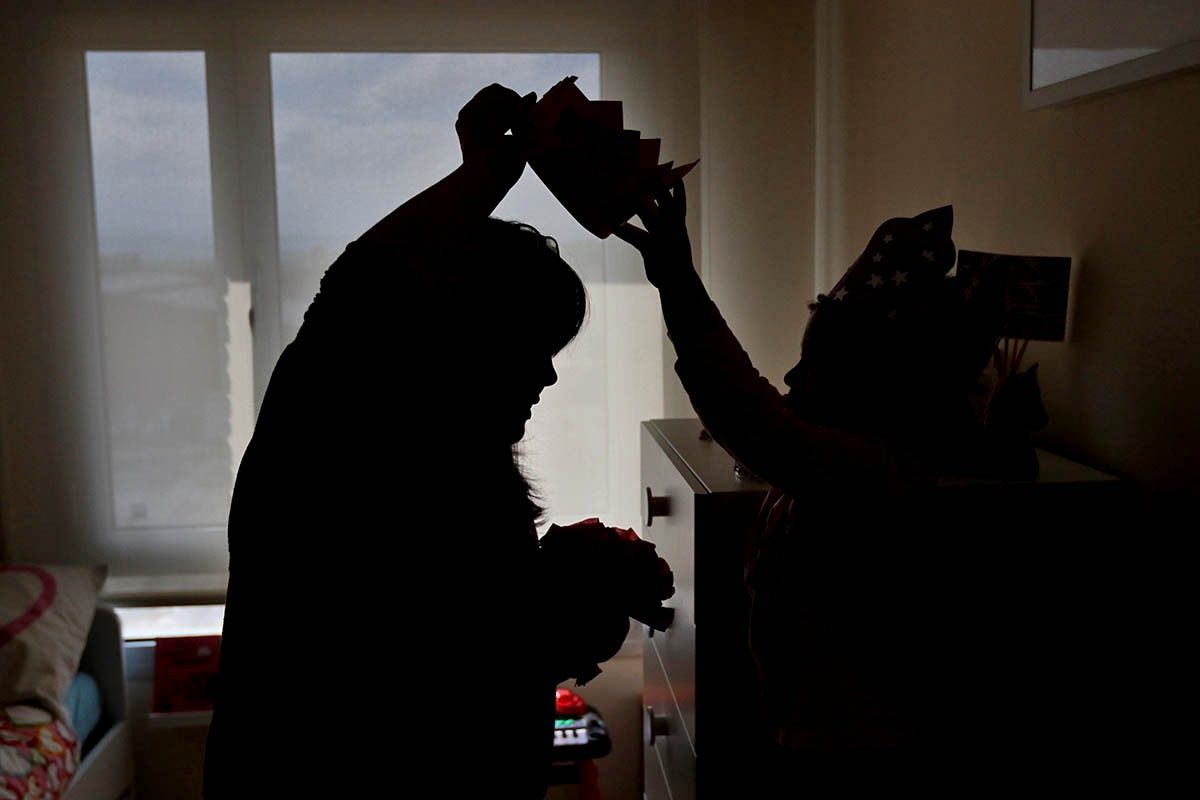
616, 182, 906, 498
356, 84, 536, 250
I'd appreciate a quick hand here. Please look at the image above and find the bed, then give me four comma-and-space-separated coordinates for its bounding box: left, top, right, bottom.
62, 607, 135, 800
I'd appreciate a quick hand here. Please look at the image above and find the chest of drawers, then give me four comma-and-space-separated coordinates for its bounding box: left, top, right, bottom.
640, 419, 768, 799
639, 417, 1132, 796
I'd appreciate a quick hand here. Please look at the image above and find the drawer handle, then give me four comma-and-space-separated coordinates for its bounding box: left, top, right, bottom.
643, 487, 671, 528
644, 705, 670, 746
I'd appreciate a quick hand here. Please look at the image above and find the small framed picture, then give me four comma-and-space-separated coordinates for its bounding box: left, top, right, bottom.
1024, 0, 1200, 108
957, 250, 1072, 342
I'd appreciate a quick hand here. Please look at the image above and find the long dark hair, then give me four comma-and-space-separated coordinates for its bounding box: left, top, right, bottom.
458, 218, 588, 528
478, 218, 587, 354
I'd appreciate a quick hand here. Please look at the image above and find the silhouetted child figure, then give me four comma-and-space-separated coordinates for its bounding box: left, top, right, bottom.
617, 183, 1025, 788
204, 85, 665, 799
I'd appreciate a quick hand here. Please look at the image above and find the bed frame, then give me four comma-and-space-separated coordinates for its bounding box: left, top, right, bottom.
63, 606, 135, 800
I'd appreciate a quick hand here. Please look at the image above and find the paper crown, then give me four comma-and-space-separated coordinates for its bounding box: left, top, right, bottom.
528, 76, 698, 238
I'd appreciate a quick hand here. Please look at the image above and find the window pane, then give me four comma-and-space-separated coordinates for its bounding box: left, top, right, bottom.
270, 53, 608, 520
87, 52, 249, 531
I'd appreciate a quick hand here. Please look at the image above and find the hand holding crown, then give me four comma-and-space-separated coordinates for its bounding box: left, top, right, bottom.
527, 76, 697, 238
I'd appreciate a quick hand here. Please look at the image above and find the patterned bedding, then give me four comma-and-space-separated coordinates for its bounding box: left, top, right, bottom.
0, 704, 77, 800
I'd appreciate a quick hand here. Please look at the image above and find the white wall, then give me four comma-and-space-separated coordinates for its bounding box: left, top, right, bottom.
1, 9, 117, 570
685, 0, 818, 414
826, 0, 1200, 491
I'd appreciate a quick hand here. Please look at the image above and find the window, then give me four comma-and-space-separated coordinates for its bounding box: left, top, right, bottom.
86, 51, 252, 534
5, 4, 688, 579
79, 46, 659, 572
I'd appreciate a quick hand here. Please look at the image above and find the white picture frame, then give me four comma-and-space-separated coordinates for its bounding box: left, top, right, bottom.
1023, 0, 1200, 109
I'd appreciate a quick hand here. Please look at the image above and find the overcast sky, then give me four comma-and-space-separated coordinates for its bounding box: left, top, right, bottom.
88, 50, 214, 263
86, 51, 600, 262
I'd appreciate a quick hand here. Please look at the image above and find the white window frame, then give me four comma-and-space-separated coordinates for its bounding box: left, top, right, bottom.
14, 1, 694, 582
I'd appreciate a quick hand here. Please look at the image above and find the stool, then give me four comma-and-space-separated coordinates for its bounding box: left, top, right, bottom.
547, 688, 610, 800
548, 759, 602, 800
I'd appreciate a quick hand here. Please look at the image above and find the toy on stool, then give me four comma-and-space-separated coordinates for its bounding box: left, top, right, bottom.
549, 688, 610, 800
551, 688, 612, 761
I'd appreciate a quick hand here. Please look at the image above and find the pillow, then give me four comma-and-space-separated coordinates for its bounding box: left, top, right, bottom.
0, 564, 107, 722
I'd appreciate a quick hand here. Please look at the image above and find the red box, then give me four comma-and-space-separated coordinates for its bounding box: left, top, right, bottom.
153, 635, 222, 713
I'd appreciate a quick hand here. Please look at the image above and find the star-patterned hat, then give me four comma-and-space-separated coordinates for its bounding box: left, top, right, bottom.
821, 205, 956, 323
786, 205, 1007, 439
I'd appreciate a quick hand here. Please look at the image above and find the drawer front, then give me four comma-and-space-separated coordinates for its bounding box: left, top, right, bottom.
648, 616, 696, 750
643, 636, 696, 800
643, 737, 671, 800
641, 428, 697, 744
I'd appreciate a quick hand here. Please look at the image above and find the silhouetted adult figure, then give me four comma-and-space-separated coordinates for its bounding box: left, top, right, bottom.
204, 85, 628, 798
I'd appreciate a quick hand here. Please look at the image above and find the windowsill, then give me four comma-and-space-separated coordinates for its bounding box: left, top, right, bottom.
103, 574, 228, 640
102, 573, 228, 608
103, 574, 651, 655
114, 605, 225, 641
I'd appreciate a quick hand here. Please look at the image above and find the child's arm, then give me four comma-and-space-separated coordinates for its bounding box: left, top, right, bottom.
617, 182, 908, 498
